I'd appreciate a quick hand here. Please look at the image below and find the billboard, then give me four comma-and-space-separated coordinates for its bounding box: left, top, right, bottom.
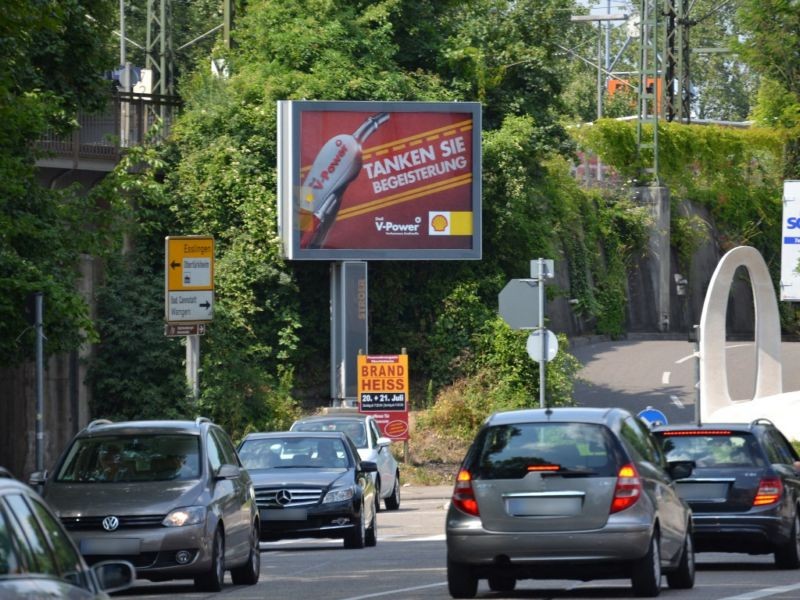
781, 180, 800, 300
277, 101, 481, 260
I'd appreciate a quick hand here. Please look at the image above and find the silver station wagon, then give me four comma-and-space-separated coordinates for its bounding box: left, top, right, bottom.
445, 407, 696, 598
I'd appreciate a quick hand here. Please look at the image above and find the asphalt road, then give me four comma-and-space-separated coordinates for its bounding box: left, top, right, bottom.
120, 482, 800, 600
115, 338, 800, 600
571, 337, 800, 426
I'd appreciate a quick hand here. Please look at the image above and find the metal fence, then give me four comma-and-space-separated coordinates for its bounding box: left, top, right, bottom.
37, 92, 180, 166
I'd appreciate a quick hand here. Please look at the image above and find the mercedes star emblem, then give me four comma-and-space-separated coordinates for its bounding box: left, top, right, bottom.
102, 516, 120, 531
276, 489, 292, 506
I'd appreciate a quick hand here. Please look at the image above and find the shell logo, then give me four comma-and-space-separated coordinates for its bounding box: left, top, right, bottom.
431, 214, 449, 232
384, 420, 408, 438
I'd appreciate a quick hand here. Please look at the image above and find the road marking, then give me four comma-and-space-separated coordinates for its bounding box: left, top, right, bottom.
662, 371, 671, 384
676, 343, 751, 364
339, 582, 447, 600
718, 582, 800, 599
670, 395, 684, 408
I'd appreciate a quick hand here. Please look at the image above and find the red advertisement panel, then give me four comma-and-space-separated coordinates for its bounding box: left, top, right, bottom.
278, 101, 482, 260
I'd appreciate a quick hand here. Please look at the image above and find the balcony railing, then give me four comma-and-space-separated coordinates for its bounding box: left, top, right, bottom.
36, 92, 180, 171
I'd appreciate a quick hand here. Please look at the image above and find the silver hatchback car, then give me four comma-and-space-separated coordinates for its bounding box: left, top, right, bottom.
446, 407, 695, 598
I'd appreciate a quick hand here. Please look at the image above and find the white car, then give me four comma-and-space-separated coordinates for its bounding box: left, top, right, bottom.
291, 414, 400, 510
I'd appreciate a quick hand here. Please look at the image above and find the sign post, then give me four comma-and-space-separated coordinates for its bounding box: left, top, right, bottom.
499, 259, 555, 408
165, 236, 215, 400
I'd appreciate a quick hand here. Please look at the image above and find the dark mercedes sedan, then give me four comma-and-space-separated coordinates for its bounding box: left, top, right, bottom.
237, 432, 377, 549
654, 419, 800, 568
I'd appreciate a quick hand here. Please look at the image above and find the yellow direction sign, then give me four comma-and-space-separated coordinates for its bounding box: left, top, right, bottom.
165, 236, 215, 323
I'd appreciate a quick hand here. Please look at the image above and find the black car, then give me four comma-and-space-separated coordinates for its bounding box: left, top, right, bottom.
0, 467, 135, 599
654, 419, 800, 568
237, 432, 378, 548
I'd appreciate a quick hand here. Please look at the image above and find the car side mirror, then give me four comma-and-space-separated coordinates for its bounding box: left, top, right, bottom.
667, 460, 695, 480
92, 560, 135, 593
28, 470, 47, 486
376, 437, 392, 447
360, 460, 378, 473
215, 464, 240, 480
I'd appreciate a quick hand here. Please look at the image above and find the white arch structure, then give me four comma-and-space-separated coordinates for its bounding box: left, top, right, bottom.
699, 246, 800, 439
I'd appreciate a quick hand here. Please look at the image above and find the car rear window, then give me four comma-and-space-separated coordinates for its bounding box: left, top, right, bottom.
292, 420, 367, 447
467, 423, 621, 479
657, 431, 765, 468
56, 434, 201, 483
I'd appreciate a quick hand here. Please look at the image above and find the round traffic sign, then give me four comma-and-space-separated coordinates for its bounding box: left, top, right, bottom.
526, 329, 558, 362
638, 406, 668, 428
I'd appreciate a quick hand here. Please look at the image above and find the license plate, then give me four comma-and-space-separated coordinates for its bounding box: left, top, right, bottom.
260, 508, 307, 521
80, 537, 141, 555
676, 482, 730, 502
505, 494, 584, 517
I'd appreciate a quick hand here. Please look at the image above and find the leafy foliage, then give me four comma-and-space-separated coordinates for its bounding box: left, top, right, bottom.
0, 0, 116, 366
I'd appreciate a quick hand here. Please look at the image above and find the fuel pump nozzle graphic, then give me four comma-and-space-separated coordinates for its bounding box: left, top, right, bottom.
299, 112, 390, 248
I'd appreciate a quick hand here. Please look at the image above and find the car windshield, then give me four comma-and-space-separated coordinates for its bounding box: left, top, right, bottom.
292, 420, 367, 448
469, 423, 620, 479
658, 432, 763, 467
239, 437, 349, 469
55, 434, 201, 483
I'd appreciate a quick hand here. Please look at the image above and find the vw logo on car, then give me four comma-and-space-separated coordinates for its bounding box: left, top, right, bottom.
102, 516, 120, 531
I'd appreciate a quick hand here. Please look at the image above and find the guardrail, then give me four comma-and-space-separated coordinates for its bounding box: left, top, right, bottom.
36, 92, 180, 169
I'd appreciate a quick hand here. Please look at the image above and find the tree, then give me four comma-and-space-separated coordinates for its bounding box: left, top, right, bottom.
736, 0, 800, 176
0, 0, 117, 366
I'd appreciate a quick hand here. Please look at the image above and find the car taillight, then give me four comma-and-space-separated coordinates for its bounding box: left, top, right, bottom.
753, 477, 783, 506
452, 469, 480, 517
610, 463, 642, 514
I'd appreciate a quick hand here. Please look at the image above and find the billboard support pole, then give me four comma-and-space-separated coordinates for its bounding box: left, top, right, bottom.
331, 261, 368, 407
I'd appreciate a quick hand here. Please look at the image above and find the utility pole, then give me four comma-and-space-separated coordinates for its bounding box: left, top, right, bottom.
636, 0, 661, 184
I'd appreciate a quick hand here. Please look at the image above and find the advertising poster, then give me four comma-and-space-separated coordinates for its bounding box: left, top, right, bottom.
357, 354, 409, 441
278, 101, 481, 260
781, 181, 800, 301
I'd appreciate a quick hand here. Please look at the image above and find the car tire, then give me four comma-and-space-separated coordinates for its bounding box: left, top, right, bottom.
447, 558, 478, 599
631, 531, 661, 597
344, 504, 366, 549
488, 575, 516, 592
666, 531, 695, 589
775, 512, 800, 569
195, 527, 225, 592
385, 473, 401, 511
365, 505, 378, 547
230, 524, 261, 585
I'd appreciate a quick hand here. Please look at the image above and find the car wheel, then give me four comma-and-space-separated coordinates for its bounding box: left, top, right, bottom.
775, 511, 800, 569
666, 531, 695, 589
631, 531, 661, 597
365, 504, 378, 547
385, 473, 400, 510
447, 558, 477, 598
195, 527, 225, 592
488, 575, 515, 592
230, 524, 261, 585
344, 504, 366, 549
